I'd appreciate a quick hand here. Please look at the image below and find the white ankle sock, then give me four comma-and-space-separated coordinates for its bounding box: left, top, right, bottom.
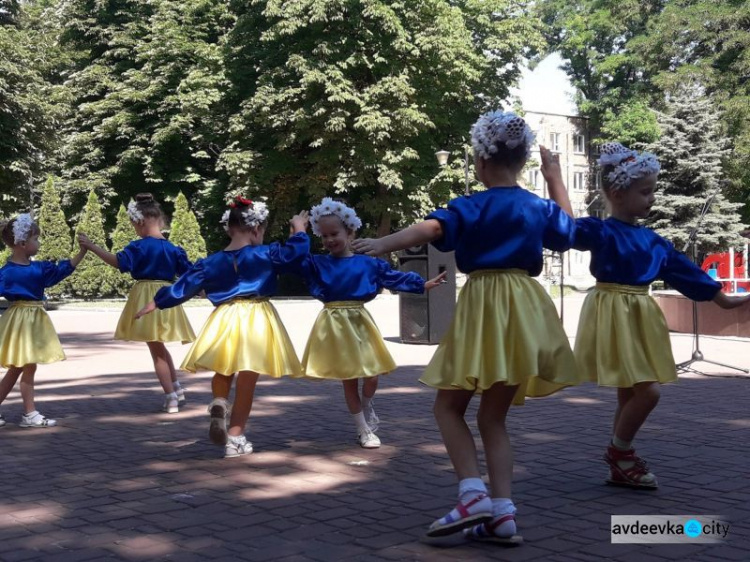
352, 411, 370, 433
491, 498, 517, 537
612, 435, 632, 450
434, 478, 490, 527
362, 395, 373, 409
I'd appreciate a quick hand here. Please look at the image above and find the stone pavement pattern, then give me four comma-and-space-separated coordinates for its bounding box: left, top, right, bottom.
0, 296, 748, 561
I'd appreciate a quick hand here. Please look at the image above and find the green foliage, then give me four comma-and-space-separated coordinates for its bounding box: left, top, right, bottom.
600, 101, 661, 149
645, 87, 744, 254
0, 1, 69, 215
0, 246, 9, 266
57, 0, 232, 218
110, 203, 136, 297
72, 190, 118, 298
221, 0, 543, 239
169, 192, 207, 262
36, 177, 73, 298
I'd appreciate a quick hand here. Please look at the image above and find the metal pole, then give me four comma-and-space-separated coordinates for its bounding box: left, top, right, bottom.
464, 146, 470, 196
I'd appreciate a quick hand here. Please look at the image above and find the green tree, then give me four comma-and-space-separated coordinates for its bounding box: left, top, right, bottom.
169, 192, 207, 262
36, 177, 73, 298
110, 203, 136, 297
0, 0, 70, 214
221, 0, 543, 239
73, 190, 118, 298
645, 87, 745, 254
58, 0, 231, 221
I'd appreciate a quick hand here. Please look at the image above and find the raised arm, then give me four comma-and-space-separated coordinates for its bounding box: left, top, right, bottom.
351, 220, 443, 256
712, 291, 750, 309
540, 145, 573, 218
78, 233, 119, 268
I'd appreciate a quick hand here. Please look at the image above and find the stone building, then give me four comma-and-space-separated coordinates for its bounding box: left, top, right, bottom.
520, 110, 597, 289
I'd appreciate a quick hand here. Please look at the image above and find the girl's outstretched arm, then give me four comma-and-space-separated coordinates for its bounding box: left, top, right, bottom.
352, 220, 443, 256
78, 233, 118, 268
713, 291, 750, 309
540, 145, 574, 217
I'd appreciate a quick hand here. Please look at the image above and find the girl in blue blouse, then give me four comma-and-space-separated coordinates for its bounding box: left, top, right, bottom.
79, 193, 196, 414
548, 142, 750, 490
299, 198, 446, 450
136, 198, 309, 458
353, 110, 578, 542
0, 214, 87, 428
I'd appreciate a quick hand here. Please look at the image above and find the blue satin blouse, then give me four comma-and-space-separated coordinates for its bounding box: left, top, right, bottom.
0, 260, 75, 301
154, 233, 310, 308
427, 187, 576, 275
298, 254, 425, 302
117, 237, 192, 281
575, 217, 721, 301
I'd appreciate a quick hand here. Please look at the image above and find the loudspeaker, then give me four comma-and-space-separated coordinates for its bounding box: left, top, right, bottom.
398, 245, 456, 344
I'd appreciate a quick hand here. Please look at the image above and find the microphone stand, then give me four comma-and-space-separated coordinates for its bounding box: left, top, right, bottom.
675, 184, 748, 374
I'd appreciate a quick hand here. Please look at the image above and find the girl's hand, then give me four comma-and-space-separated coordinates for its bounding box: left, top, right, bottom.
78, 233, 93, 249
351, 238, 385, 256
135, 300, 157, 319
540, 146, 562, 183
713, 292, 750, 309
424, 271, 448, 291
290, 210, 309, 234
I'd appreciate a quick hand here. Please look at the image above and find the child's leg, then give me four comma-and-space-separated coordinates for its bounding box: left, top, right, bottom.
146, 342, 176, 394
463, 383, 521, 542
19, 364, 38, 414
361, 376, 380, 431
18, 364, 56, 428
208, 373, 234, 445
342, 379, 362, 414
606, 382, 660, 488
427, 388, 492, 537
212, 372, 234, 399
0, 366, 23, 404
613, 382, 660, 443
227, 370, 259, 437
343, 379, 379, 447
224, 371, 258, 457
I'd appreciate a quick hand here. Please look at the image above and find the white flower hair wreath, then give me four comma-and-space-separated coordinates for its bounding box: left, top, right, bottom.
126, 201, 145, 224
310, 197, 362, 236
12, 213, 35, 244
597, 142, 661, 190
470, 110, 536, 160
220, 200, 270, 232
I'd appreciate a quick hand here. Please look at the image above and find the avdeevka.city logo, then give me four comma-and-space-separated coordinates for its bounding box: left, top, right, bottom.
611, 515, 729, 544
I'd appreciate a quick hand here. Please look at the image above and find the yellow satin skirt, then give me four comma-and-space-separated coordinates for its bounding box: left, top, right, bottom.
420, 269, 578, 405
115, 280, 195, 343
575, 282, 676, 387
303, 301, 396, 380
181, 298, 302, 377
0, 301, 65, 367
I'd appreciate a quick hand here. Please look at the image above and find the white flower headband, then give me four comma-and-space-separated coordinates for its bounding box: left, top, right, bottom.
126, 201, 145, 224
220, 198, 270, 231
597, 142, 661, 190
470, 110, 536, 160
12, 213, 35, 244
310, 197, 362, 236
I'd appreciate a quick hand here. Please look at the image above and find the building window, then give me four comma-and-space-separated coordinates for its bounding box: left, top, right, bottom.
573, 171, 587, 191
573, 134, 586, 154
527, 169, 540, 190
549, 132, 560, 152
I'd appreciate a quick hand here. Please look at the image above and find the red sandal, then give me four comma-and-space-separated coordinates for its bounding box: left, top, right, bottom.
426, 493, 493, 537
464, 514, 524, 545
604, 445, 658, 489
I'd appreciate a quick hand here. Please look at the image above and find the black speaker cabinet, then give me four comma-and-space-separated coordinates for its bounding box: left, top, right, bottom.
397, 245, 456, 344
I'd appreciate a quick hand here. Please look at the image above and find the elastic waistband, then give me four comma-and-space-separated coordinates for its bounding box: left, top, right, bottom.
469, 268, 529, 279
324, 301, 365, 309
8, 300, 45, 308
595, 282, 650, 295
226, 297, 270, 304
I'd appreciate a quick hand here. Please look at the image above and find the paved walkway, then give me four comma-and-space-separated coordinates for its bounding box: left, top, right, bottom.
0, 296, 748, 561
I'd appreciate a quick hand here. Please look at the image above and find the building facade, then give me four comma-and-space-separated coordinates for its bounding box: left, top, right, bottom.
520, 110, 597, 289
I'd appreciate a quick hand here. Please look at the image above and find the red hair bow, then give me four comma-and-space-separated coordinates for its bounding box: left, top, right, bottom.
229, 196, 253, 208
